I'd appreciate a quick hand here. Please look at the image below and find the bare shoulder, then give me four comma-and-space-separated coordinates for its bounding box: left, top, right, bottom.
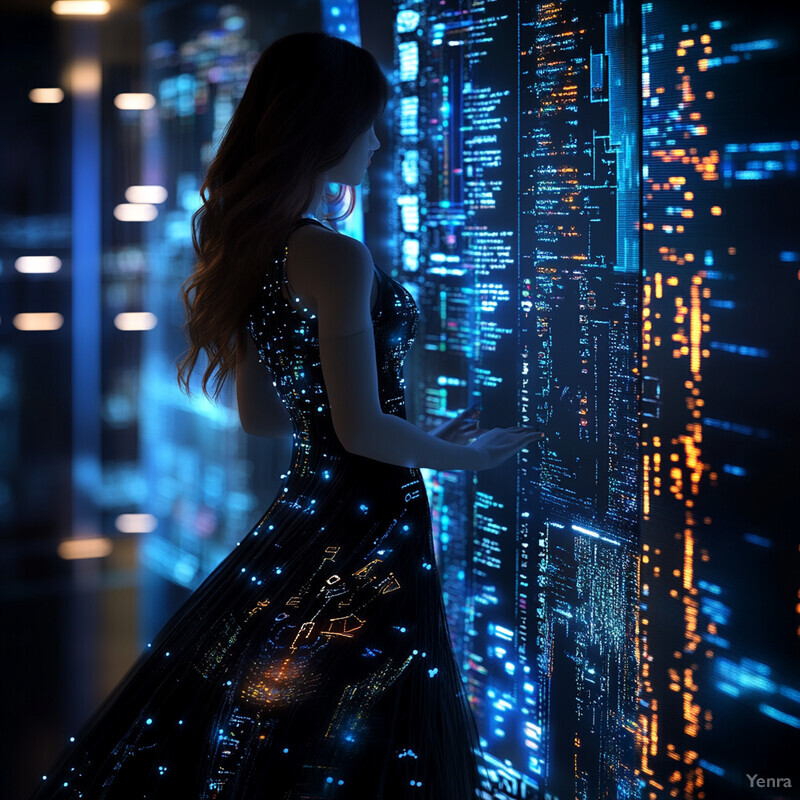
286, 224, 374, 298
290, 223, 372, 266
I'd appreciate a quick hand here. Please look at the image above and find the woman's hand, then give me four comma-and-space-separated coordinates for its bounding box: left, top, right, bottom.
429, 402, 544, 470
465, 426, 545, 471
428, 402, 487, 445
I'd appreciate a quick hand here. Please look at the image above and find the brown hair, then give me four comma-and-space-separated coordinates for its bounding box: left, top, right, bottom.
177, 32, 388, 399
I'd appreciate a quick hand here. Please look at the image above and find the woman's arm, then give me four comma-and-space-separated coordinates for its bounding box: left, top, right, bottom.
303, 232, 488, 471
236, 332, 293, 437
427, 402, 485, 443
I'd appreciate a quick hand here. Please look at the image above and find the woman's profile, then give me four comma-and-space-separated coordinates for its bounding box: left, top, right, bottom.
32, 31, 542, 799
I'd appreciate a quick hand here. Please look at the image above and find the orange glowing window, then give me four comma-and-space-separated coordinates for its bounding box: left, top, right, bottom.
681, 209, 694, 218
728, 247, 736, 255
676, 225, 685, 232
700, 34, 710, 44
684, 191, 694, 200
706, 90, 715, 99
677, 48, 686, 56
711, 206, 722, 216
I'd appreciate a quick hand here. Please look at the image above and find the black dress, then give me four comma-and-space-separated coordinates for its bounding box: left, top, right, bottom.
32, 217, 481, 799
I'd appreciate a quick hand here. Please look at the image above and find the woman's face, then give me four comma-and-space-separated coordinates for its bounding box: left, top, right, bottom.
327, 123, 381, 187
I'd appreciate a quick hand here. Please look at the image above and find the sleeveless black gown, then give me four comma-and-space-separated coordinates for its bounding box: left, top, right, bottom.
32, 217, 481, 799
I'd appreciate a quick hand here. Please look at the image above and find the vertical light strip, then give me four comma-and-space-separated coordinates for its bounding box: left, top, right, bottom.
69, 19, 102, 727
71, 26, 102, 542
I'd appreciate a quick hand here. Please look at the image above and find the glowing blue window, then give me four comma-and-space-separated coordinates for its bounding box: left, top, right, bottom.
398, 42, 419, 82
399, 96, 419, 137
402, 238, 420, 272
397, 195, 420, 233
396, 10, 420, 32
401, 150, 419, 185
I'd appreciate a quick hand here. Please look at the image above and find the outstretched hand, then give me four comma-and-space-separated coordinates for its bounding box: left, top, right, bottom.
428, 402, 488, 445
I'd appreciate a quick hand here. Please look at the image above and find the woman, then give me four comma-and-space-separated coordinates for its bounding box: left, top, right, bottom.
32, 32, 542, 799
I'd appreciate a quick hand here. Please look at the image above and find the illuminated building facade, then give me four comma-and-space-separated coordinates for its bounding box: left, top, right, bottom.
638, 2, 800, 797
393, 1, 641, 797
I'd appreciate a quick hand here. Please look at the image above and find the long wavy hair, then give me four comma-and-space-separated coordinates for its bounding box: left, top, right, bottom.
177, 32, 388, 399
